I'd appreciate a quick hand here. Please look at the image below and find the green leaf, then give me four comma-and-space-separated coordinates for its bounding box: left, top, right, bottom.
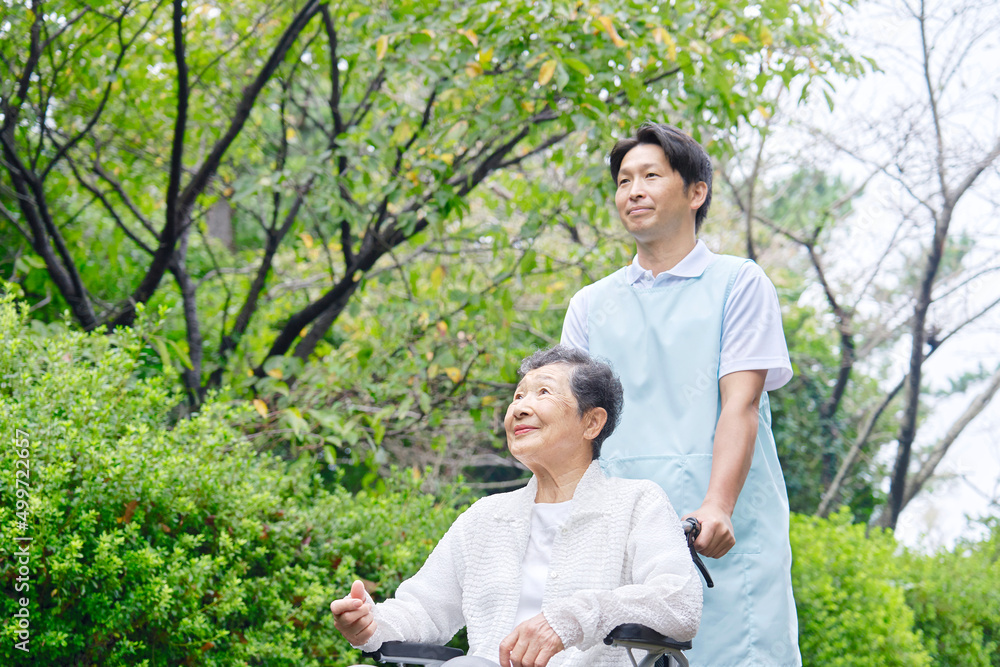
562, 57, 591, 77
166, 339, 193, 370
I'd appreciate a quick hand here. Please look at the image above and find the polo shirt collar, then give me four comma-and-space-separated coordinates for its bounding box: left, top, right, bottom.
625, 240, 715, 284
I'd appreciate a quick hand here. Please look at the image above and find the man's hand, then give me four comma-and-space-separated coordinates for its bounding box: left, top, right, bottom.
499, 613, 564, 667
330, 580, 377, 646
683, 503, 735, 559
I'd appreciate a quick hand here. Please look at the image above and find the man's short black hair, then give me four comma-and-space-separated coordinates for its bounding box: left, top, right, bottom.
608, 122, 713, 232
517, 345, 624, 460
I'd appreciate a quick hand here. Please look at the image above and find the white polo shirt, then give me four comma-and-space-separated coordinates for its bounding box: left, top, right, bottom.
560, 240, 793, 392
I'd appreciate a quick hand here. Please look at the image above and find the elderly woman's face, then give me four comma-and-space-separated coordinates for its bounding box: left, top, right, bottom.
504, 364, 591, 469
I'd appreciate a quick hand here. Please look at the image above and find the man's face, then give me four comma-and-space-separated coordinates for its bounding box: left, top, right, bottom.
614, 143, 705, 243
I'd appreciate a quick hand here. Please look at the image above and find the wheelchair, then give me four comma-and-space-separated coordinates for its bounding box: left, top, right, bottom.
363, 518, 713, 667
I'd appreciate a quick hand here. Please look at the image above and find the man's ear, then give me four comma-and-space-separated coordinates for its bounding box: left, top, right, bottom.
583, 407, 608, 441
688, 181, 708, 210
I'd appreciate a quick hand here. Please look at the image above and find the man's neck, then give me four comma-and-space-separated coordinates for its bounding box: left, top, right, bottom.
635, 232, 698, 276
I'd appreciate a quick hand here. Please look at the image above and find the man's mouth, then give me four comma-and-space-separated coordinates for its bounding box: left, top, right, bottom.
628, 206, 652, 215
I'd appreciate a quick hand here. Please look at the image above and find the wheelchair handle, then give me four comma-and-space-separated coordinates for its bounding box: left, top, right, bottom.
682, 518, 714, 589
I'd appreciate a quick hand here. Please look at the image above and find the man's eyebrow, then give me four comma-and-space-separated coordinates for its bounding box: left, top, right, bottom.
620, 162, 662, 172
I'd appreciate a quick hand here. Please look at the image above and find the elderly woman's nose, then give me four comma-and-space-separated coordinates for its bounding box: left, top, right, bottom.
512, 400, 533, 416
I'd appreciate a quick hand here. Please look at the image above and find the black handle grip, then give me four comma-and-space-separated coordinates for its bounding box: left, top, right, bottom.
683, 517, 714, 588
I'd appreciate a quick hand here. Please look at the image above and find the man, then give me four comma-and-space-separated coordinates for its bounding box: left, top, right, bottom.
560, 123, 800, 666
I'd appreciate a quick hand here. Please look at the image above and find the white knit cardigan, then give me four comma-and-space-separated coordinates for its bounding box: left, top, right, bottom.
356, 461, 702, 667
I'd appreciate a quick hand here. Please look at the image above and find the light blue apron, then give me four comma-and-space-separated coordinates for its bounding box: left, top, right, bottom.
588, 255, 801, 667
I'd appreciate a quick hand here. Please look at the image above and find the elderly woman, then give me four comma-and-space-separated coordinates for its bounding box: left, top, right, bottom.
331, 346, 701, 667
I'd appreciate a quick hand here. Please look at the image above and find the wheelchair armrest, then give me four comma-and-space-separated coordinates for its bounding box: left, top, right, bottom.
363, 641, 465, 665
603, 624, 692, 652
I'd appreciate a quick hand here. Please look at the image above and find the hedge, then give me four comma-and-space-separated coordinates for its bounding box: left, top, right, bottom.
0, 298, 461, 665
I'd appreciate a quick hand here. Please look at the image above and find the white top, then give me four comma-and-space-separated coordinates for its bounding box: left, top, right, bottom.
513, 501, 575, 628
561, 240, 793, 392
355, 461, 701, 667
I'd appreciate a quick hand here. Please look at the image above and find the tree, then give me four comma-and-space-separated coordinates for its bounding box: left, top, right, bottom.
1, 0, 859, 406
716, 0, 1000, 527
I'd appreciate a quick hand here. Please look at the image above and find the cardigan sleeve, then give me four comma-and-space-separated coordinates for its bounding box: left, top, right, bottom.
354, 510, 470, 653
541, 488, 703, 650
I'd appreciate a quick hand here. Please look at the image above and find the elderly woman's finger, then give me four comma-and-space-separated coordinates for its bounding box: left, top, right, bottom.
330, 596, 363, 616
505, 614, 563, 667
530, 631, 563, 667
509, 640, 528, 667
333, 606, 370, 629
519, 640, 542, 667
499, 628, 529, 667
351, 611, 377, 643
498, 636, 513, 667
332, 601, 376, 646
532, 643, 560, 667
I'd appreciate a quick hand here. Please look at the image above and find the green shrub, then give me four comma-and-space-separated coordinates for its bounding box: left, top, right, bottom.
791, 510, 931, 666
903, 519, 1000, 666
0, 298, 462, 666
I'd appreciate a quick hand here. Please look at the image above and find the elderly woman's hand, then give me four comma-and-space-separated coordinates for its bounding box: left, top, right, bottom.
499, 613, 565, 667
330, 580, 377, 646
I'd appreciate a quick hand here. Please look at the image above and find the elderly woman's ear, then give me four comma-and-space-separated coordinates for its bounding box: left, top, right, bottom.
583, 407, 608, 441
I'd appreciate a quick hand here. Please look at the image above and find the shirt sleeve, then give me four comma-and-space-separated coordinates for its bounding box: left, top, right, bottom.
560, 286, 591, 353
355, 511, 470, 652
720, 262, 793, 392
541, 488, 702, 649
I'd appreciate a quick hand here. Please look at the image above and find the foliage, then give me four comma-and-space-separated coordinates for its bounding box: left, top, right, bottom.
241, 179, 612, 490
0, 296, 461, 666
1, 0, 862, 404
790, 510, 932, 667
791, 509, 1000, 666
902, 518, 1000, 667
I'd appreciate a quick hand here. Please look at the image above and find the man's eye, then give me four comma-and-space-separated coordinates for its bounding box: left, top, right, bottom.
647, 173, 658, 178
618, 179, 630, 186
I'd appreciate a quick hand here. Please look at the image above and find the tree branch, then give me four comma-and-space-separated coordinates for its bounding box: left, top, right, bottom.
320, 5, 345, 138
207, 177, 316, 391
918, 0, 949, 197
346, 67, 386, 128
66, 156, 155, 255
817, 377, 904, 517
108, 0, 323, 329
167, 234, 204, 405
0, 132, 97, 327
92, 161, 157, 237
948, 135, 1000, 207
39, 2, 163, 182
901, 365, 1000, 509
0, 1, 42, 134
496, 131, 571, 170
